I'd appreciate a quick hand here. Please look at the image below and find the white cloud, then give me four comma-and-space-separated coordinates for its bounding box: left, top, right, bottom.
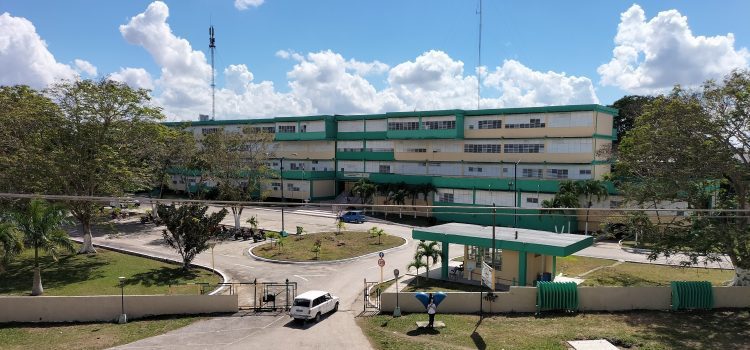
234, 0, 264, 11
74, 59, 97, 77
118, 2, 598, 120
484, 60, 599, 107
224, 64, 254, 93
598, 4, 749, 93
109, 67, 154, 90
0, 12, 77, 87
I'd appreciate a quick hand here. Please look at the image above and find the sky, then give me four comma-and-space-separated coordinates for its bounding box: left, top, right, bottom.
1, 1, 749, 121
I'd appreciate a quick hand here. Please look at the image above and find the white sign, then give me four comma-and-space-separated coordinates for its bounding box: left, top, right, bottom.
481, 261, 493, 288
344, 172, 369, 178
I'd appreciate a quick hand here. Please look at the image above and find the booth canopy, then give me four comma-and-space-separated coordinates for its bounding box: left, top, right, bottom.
412, 223, 593, 256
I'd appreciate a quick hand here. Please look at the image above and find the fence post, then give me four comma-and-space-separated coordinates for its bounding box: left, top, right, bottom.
285, 278, 290, 311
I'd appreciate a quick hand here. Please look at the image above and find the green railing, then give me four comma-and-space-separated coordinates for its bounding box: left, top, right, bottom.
536, 281, 578, 313
671, 281, 713, 310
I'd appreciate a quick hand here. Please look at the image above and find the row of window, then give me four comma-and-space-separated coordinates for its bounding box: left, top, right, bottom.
505, 118, 545, 129
423, 120, 456, 130
464, 144, 502, 153
278, 125, 296, 133
387, 122, 420, 131
504, 144, 545, 153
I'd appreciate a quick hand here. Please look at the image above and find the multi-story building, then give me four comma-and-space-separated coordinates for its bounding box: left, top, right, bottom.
165, 104, 622, 232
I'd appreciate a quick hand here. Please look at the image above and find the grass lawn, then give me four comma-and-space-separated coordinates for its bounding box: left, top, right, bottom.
581, 262, 735, 287
0, 245, 221, 296
402, 278, 491, 293
251, 231, 404, 261
358, 310, 750, 350
370, 279, 397, 299
556, 256, 617, 277
0, 316, 202, 350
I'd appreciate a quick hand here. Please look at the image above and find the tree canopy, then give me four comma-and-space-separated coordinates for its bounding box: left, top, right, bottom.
615, 70, 750, 285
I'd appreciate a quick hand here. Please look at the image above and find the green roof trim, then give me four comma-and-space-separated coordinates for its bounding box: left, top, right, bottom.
412, 223, 593, 256
463, 104, 619, 117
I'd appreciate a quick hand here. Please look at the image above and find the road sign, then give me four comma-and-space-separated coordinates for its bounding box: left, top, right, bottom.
378, 258, 385, 267
481, 261, 493, 288
393, 269, 400, 277
378, 252, 384, 258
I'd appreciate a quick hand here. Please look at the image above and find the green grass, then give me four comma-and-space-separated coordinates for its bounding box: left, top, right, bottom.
0, 316, 202, 350
251, 231, 404, 261
581, 262, 735, 287
556, 256, 617, 277
0, 245, 221, 296
402, 278, 490, 293
370, 279, 397, 299
358, 310, 750, 350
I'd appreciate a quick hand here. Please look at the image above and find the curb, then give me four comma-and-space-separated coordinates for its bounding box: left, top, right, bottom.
71, 238, 230, 295
246, 232, 410, 265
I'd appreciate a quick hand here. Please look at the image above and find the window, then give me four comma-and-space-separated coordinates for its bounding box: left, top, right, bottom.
439, 193, 454, 202
201, 127, 221, 135
405, 148, 427, 153
378, 165, 391, 173
249, 126, 275, 133
478, 120, 502, 129
504, 144, 545, 153
464, 144, 501, 153
300, 125, 307, 133
521, 168, 543, 178
505, 118, 545, 129
547, 168, 569, 179
278, 125, 296, 133
526, 197, 539, 204
468, 167, 483, 173
338, 147, 362, 152
387, 121, 419, 131
579, 169, 592, 175
424, 120, 456, 130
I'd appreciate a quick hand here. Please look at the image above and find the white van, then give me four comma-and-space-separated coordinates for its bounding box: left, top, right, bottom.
289, 290, 339, 322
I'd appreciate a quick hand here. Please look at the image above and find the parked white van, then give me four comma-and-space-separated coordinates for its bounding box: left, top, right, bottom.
289, 290, 339, 322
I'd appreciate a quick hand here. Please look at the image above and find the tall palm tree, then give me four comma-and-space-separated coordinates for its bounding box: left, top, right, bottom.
407, 253, 427, 286
417, 183, 437, 218
351, 178, 377, 213
542, 180, 582, 233
0, 221, 23, 272
579, 180, 609, 235
12, 199, 75, 295
416, 241, 441, 279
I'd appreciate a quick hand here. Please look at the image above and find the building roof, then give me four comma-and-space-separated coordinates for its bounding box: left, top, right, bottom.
412, 222, 593, 256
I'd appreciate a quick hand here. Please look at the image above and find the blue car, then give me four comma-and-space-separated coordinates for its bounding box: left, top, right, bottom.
340, 211, 366, 224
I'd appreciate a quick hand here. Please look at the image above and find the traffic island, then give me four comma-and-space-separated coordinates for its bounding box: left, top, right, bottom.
250, 231, 406, 262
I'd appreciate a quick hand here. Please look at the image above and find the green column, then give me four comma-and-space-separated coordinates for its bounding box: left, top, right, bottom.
441, 241, 449, 280
552, 256, 557, 281
518, 251, 527, 286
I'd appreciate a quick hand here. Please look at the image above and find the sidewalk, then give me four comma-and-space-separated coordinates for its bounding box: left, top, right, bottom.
575, 242, 734, 269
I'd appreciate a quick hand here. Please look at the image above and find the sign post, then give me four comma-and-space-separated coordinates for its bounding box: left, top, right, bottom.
378, 258, 385, 283
393, 268, 401, 317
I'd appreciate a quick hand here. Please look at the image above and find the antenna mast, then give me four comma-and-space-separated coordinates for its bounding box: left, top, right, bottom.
477, 0, 482, 110
209, 25, 216, 120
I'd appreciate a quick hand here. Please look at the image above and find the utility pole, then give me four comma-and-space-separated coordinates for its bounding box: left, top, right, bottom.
476, 0, 483, 109
209, 26, 216, 120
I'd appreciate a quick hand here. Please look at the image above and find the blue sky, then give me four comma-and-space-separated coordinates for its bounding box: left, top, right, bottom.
1, 1, 749, 120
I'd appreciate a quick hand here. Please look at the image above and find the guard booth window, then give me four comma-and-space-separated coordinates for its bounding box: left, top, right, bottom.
475, 247, 502, 271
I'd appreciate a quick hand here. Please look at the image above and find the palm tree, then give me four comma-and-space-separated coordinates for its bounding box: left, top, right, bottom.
369, 226, 386, 244
542, 180, 582, 233
407, 253, 428, 286
417, 183, 437, 218
579, 180, 609, 235
246, 215, 259, 230
12, 199, 75, 296
0, 222, 23, 272
351, 178, 377, 213
416, 241, 441, 279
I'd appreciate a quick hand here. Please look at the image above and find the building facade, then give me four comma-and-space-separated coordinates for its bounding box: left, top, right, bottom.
165, 104, 622, 232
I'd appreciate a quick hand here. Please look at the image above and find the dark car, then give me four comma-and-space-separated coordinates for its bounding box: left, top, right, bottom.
340, 211, 366, 224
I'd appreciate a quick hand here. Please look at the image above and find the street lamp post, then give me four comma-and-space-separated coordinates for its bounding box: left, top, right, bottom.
118, 276, 127, 324
280, 157, 286, 236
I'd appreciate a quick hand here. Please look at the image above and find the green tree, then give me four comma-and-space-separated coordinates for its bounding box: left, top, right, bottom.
542, 180, 581, 233
350, 178, 377, 212
416, 241, 441, 280
11, 200, 75, 295
609, 95, 656, 147
157, 204, 228, 270
0, 85, 65, 194
369, 226, 386, 244
617, 71, 750, 285
146, 125, 198, 212
312, 238, 322, 259
407, 253, 427, 286
0, 221, 23, 272
198, 127, 274, 228
246, 215, 259, 230
335, 218, 346, 235
580, 180, 609, 235
417, 183, 437, 218
45, 79, 165, 254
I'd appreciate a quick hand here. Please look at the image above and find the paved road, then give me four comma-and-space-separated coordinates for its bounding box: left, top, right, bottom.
69, 206, 732, 349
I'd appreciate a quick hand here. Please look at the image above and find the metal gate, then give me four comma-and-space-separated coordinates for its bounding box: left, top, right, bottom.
363, 280, 381, 312
205, 280, 297, 312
